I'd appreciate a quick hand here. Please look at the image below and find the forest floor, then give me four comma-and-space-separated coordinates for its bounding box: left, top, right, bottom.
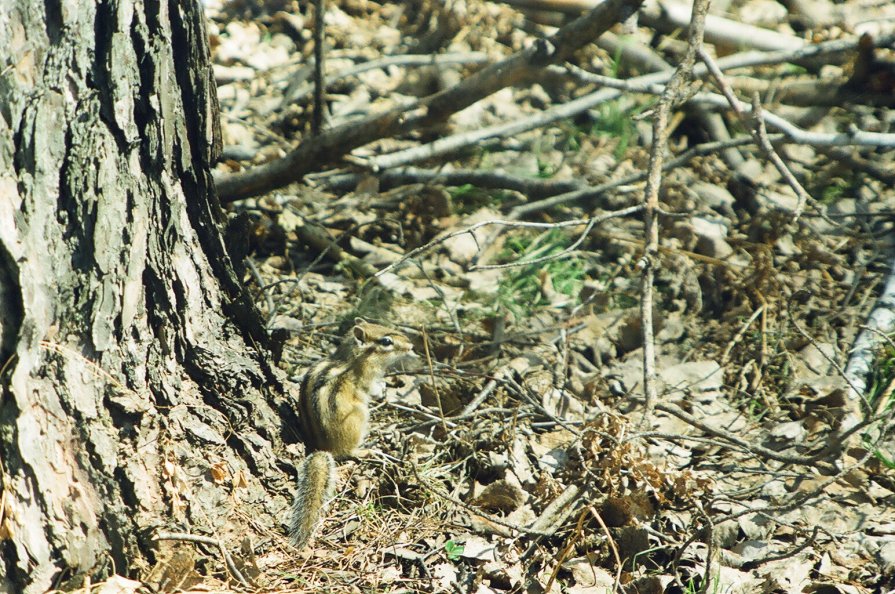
161, 0, 895, 591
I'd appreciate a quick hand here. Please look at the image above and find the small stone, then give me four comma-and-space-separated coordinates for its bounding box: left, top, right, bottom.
692, 181, 736, 216
738, 0, 787, 26
829, 198, 860, 218
877, 540, 895, 573
762, 189, 800, 213
690, 216, 734, 259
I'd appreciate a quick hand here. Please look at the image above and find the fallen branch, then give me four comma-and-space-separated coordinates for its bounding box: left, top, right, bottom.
215, 0, 645, 201
296, 221, 377, 277
726, 76, 895, 108
645, 399, 891, 465
562, 62, 895, 146
359, 33, 895, 172
842, 253, 895, 433
508, 135, 771, 217
500, 0, 805, 52
639, 0, 803, 52
320, 135, 768, 212
523, 484, 582, 554
281, 52, 491, 107
473, 214, 603, 271
698, 49, 811, 221
689, 93, 895, 148
320, 166, 584, 198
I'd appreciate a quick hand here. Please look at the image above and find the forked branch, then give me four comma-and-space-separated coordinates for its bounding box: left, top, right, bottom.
215, 0, 645, 201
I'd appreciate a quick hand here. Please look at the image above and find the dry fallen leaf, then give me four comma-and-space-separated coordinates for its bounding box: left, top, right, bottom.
95, 575, 142, 594
459, 535, 500, 562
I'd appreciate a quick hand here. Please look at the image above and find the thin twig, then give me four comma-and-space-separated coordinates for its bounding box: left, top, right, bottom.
745, 525, 819, 568
699, 506, 715, 594
335, 139, 750, 229
473, 208, 638, 271
357, 34, 895, 173
786, 295, 865, 405
671, 518, 704, 592
245, 258, 275, 317
374, 206, 642, 278
563, 61, 895, 149
544, 507, 589, 593
638, 0, 709, 428
312, 0, 326, 135
320, 166, 584, 199
406, 458, 554, 537
457, 366, 512, 418
698, 49, 812, 222
712, 442, 883, 526
689, 91, 895, 148
720, 305, 765, 365
589, 507, 623, 593
155, 531, 251, 588
215, 0, 645, 201
420, 327, 448, 434
644, 399, 892, 465
283, 52, 490, 106
509, 135, 774, 218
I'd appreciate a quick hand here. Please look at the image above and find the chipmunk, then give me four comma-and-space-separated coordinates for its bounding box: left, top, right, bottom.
289, 318, 415, 548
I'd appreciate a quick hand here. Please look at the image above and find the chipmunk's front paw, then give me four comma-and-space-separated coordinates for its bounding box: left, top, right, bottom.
350, 448, 373, 459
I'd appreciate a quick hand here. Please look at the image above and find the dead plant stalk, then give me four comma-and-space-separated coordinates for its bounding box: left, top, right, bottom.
638, 0, 709, 430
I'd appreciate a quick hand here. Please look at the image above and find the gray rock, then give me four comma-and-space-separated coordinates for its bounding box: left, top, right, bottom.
692, 181, 736, 216
691, 216, 734, 259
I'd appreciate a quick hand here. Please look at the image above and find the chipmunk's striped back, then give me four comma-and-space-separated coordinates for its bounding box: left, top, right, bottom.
296, 318, 414, 455
290, 318, 414, 547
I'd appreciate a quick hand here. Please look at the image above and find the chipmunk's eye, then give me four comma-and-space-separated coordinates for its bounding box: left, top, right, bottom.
378, 336, 394, 347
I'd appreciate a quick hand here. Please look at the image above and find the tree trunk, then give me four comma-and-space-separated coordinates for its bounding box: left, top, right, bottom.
0, 2, 289, 591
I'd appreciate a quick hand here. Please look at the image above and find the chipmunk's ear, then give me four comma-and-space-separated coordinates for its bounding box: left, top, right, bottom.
353, 319, 368, 343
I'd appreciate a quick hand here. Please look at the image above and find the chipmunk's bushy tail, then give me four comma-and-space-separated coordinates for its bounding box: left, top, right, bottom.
289, 451, 335, 548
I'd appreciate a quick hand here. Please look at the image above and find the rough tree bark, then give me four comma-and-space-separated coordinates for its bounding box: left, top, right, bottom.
0, 2, 292, 591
